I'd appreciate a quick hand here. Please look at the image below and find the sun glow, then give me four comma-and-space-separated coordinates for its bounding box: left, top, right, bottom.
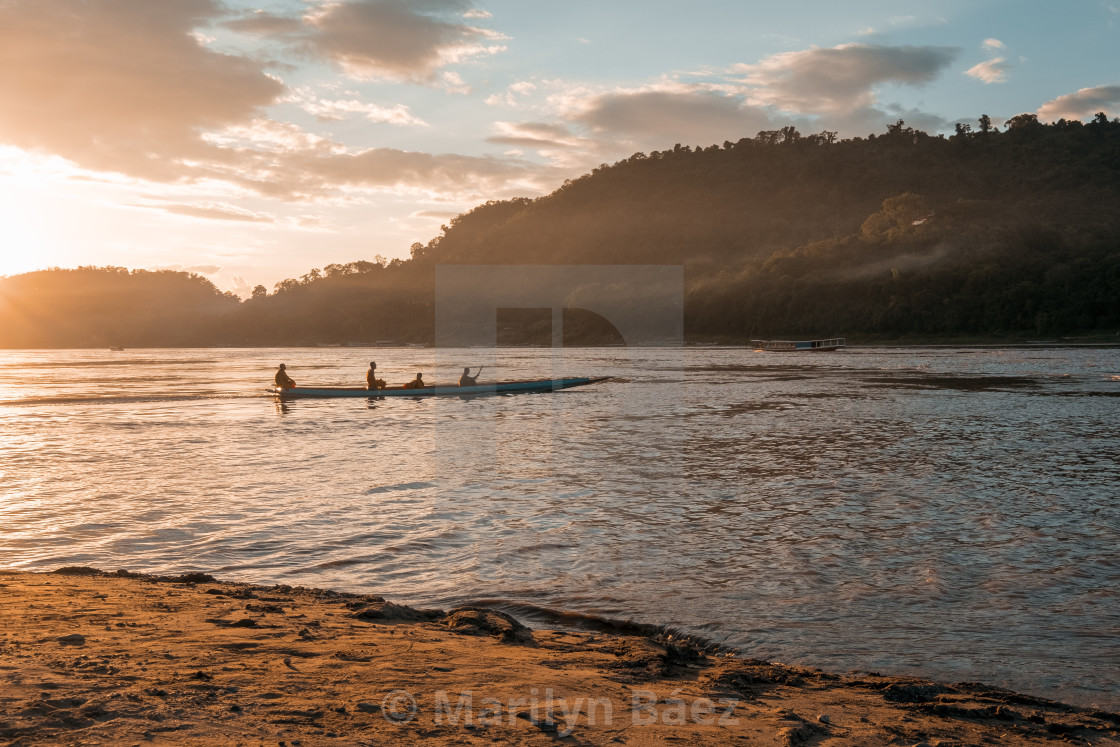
0, 199, 53, 277
0, 154, 70, 277
0, 148, 150, 279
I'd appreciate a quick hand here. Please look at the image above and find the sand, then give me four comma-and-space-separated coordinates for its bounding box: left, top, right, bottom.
1, 568, 1117, 746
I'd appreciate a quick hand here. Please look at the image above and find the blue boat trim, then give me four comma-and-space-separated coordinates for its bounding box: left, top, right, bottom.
269, 376, 612, 399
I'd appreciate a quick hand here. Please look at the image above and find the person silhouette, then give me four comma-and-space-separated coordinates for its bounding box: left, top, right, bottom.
275, 363, 296, 390
403, 372, 425, 389
366, 361, 386, 390
459, 366, 482, 386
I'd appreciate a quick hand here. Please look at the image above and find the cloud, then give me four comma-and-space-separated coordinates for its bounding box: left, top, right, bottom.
294, 215, 328, 229
151, 263, 223, 275
965, 57, 1012, 84
224, 11, 303, 36
223, 1, 505, 83
495, 43, 958, 150
0, 0, 284, 182
156, 203, 277, 223
228, 275, 255, 299
487, 54, 964, 168
295, 95, 429, 126
967, 39, 1013, 84
486, 80, 538, 107
544, 43, 963, 144
573, 89, 775, 149
440, 71, 472, 94
734, 43, 959, 114
1038, 84, 1120, 120
487, 81, 788, 165
879, 105, 950, 134
274, 147, 544, 200
302, 0, 506, 82
487, 121, 588, 149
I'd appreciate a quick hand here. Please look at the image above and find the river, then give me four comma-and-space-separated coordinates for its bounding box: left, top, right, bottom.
1, 345, 1117, 708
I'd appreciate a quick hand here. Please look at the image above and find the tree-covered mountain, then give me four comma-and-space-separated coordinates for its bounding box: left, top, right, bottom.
0, 267, 238, 348
3, 115, 1119, 347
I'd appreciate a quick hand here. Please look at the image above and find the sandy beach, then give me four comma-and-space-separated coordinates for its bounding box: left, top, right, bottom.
0, 569, 1116, 747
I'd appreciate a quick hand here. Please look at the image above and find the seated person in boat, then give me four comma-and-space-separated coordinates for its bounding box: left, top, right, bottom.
366, 361, 386, 390
459, 366, 482, 387
402, 372, 425, 389
275, 363, 296, 389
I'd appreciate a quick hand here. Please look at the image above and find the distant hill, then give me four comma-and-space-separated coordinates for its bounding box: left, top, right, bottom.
0, 267, 238, 348
3, 116, 1119, 347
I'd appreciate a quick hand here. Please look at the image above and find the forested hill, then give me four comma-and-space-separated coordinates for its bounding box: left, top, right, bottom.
0, 267, 239, 348
426, 116, 1120, 270
3, 115, 1120, 347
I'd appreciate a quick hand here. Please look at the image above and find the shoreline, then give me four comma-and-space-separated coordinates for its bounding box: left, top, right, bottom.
1, 569, 1117, 746
2, 338, 1120, 351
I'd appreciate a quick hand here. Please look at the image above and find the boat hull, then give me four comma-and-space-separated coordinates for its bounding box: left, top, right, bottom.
269, 376, 611, 399
750, 338, 845, 352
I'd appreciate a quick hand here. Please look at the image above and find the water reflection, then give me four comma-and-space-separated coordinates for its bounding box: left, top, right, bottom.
0, 346, 1117, 709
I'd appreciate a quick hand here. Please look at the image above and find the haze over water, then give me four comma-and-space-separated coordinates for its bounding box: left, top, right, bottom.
1, 346, 1118, 709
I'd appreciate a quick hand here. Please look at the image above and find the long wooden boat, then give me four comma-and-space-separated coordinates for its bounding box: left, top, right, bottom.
269, 376, 611, 399
751, 338, 845, 352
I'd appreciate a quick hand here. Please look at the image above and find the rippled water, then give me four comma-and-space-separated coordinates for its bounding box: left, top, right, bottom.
1, 346, 1118, 709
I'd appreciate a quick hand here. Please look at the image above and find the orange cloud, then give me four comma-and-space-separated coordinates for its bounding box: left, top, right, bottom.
0, 0, 535, 203
965, 58, 1012, 84
1038, 85, 1120, 121
283, 147, 539, 198
0, 0, 282, 181
155, 203, 276, 223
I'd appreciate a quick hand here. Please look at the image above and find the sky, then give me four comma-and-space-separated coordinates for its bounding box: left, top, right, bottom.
0, 0, 1118, 296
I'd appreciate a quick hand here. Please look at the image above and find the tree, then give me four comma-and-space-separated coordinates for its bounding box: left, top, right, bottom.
1006, 113, 1040, 129
978, 114, 993, 134
755, 130, 781, 146
860, 193, 931, 239
251, 285, 267, 299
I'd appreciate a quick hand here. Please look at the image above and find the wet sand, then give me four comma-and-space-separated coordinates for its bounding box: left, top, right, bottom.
1, 569, 1117, 746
